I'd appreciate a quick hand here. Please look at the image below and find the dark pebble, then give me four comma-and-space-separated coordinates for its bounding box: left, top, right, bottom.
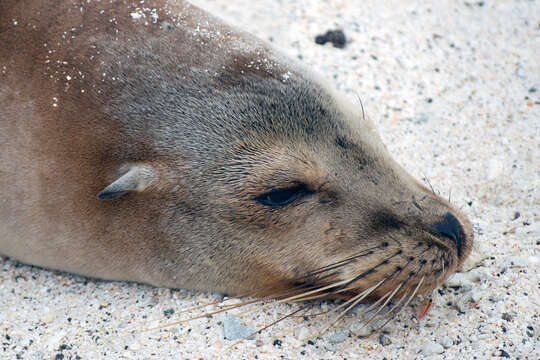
499, 349, 510, 358
378, 334, 392, 346
314, 30, 347, 48
501, 313, 513, 321
163, 308, 175, 317
529, 87, 537, 93
273, 339, 283, 347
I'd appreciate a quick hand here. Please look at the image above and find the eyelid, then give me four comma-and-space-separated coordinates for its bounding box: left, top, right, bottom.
254, 184, 313, 207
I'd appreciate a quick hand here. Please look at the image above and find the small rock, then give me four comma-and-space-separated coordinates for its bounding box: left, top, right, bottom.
212, 292, 226, 301
446, 267, 490, 289
412, 113, 429, 124
499, 349, 510, 358
378, 333, 392, 346
163, 308, 175, 317
325, 330, 349, 344
438, 335, 454, 349
446, 272, 473, 289
223, 315, 255, 341
470, 288, 484, 303
314, 29, 347, 48
422, 341, 444, 355
456, 293, 473, 313
349, 319, 374, 337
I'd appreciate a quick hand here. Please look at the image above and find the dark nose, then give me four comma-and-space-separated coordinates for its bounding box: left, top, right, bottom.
434, 212, 465, 256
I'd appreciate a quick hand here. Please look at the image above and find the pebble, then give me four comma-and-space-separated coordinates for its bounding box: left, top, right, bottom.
446, 267, 490, 288
446, 272, 474, 289
349, 319, 375, 337
456, 293, 473, 313
223, 315, 256, 341
422, 341, 445, 355
438, 335, 454, 349
470, 288, 484, 303
325, 330, 349, 344
378, 333, 392, 346
314, 29, 347, 48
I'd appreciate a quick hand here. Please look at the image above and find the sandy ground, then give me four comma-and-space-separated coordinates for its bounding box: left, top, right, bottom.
1, 0, 539, 359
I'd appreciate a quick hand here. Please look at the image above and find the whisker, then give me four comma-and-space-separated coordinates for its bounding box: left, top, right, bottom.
367, 275, 426, 336
441, 258, 445, 278
356, 281, 405, 332
422, 173, 437, 195
275, 278, 354, 303
315, 278, 387, 338
291, 258, 407, 338
137, 279, 351, 335
123, 246, 389, 334
234, 283, 338, 318
354, 92, 366, 122
227, 306, 309, 349
124, 242, 435, 339
292, 245, 386, 283
397, 276, 425, 313
293, 259, 408, 320
364, 288, 412, 335
139, 298, 265, 333
347, 254, 429, 337
412, 196, 424, 212
339, 250, 403, 291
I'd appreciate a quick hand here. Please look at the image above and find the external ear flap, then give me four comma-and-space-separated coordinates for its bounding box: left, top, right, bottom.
97, 164, 156, 200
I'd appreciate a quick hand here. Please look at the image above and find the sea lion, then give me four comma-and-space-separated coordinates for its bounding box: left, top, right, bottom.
0, 0, 473, 306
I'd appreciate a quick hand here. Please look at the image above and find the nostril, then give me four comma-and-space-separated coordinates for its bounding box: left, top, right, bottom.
434, 212, 465, 257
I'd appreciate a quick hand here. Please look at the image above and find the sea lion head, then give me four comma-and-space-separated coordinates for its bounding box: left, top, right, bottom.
0, 0, 473, 308
191, 77, 474, 300
98, 55, 473, 302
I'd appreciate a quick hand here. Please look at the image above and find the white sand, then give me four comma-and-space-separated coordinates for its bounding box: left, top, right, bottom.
1, 0, 538, 359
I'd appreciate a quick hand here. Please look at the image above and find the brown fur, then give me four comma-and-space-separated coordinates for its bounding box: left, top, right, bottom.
0, 0, 473, 301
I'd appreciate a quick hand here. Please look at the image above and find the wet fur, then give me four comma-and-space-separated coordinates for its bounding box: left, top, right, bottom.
0, 0, 472, 303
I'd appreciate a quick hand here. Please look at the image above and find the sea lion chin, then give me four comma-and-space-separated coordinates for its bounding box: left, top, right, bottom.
0, 0, 473, 307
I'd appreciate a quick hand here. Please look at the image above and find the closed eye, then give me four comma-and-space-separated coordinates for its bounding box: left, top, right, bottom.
254, 184, 313, 207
